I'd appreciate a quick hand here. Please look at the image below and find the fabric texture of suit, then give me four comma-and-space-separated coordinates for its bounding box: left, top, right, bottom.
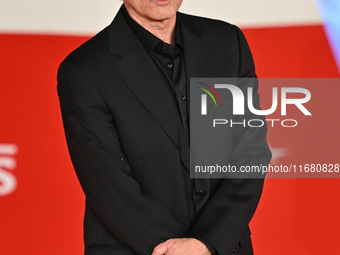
57, 5, 272, 255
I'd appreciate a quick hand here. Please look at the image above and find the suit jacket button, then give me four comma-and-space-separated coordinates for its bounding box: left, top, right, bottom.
195, 190, 206, 199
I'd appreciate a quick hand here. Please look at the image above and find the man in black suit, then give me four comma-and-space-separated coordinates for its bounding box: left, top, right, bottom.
57, 0, 271, 254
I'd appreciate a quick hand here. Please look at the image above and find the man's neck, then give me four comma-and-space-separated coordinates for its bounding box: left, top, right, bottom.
125, 6, 176, 45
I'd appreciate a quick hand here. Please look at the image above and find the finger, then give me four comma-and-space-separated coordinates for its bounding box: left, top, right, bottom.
152, 242, 169, 255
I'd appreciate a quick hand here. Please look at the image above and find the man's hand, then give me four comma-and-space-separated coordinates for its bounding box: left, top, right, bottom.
152, 238, 212, 255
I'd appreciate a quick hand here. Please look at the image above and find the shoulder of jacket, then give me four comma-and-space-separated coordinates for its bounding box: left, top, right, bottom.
178, 12, 238, 34
61, 26, 110, 66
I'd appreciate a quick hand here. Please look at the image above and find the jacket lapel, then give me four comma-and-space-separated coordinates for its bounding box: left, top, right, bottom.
178, 13, 215, 84
178, 14, 216, 173
114, 39, 184, 151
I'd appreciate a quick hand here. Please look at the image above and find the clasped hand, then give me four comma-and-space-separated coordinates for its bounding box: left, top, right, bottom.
152, 238, 212, 255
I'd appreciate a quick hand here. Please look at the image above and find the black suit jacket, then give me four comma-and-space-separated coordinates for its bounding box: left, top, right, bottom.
57, 5, 271, 255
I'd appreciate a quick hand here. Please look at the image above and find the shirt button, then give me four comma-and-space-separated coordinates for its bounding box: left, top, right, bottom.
167, 63, 173, 69
181, 96, 186, 101
195, 190, 206, 199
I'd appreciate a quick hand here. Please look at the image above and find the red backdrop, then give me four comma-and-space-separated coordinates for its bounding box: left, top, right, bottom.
0, 24, 339, 254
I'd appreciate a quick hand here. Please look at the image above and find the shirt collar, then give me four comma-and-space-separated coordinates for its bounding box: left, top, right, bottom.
122, 4, 182, 54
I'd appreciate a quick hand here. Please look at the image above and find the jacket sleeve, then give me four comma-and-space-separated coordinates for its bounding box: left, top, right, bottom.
187, 26, 272, 255
57, 60, 187, 254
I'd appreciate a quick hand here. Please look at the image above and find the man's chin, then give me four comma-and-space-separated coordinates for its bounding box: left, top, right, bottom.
146, 10, 177, 22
